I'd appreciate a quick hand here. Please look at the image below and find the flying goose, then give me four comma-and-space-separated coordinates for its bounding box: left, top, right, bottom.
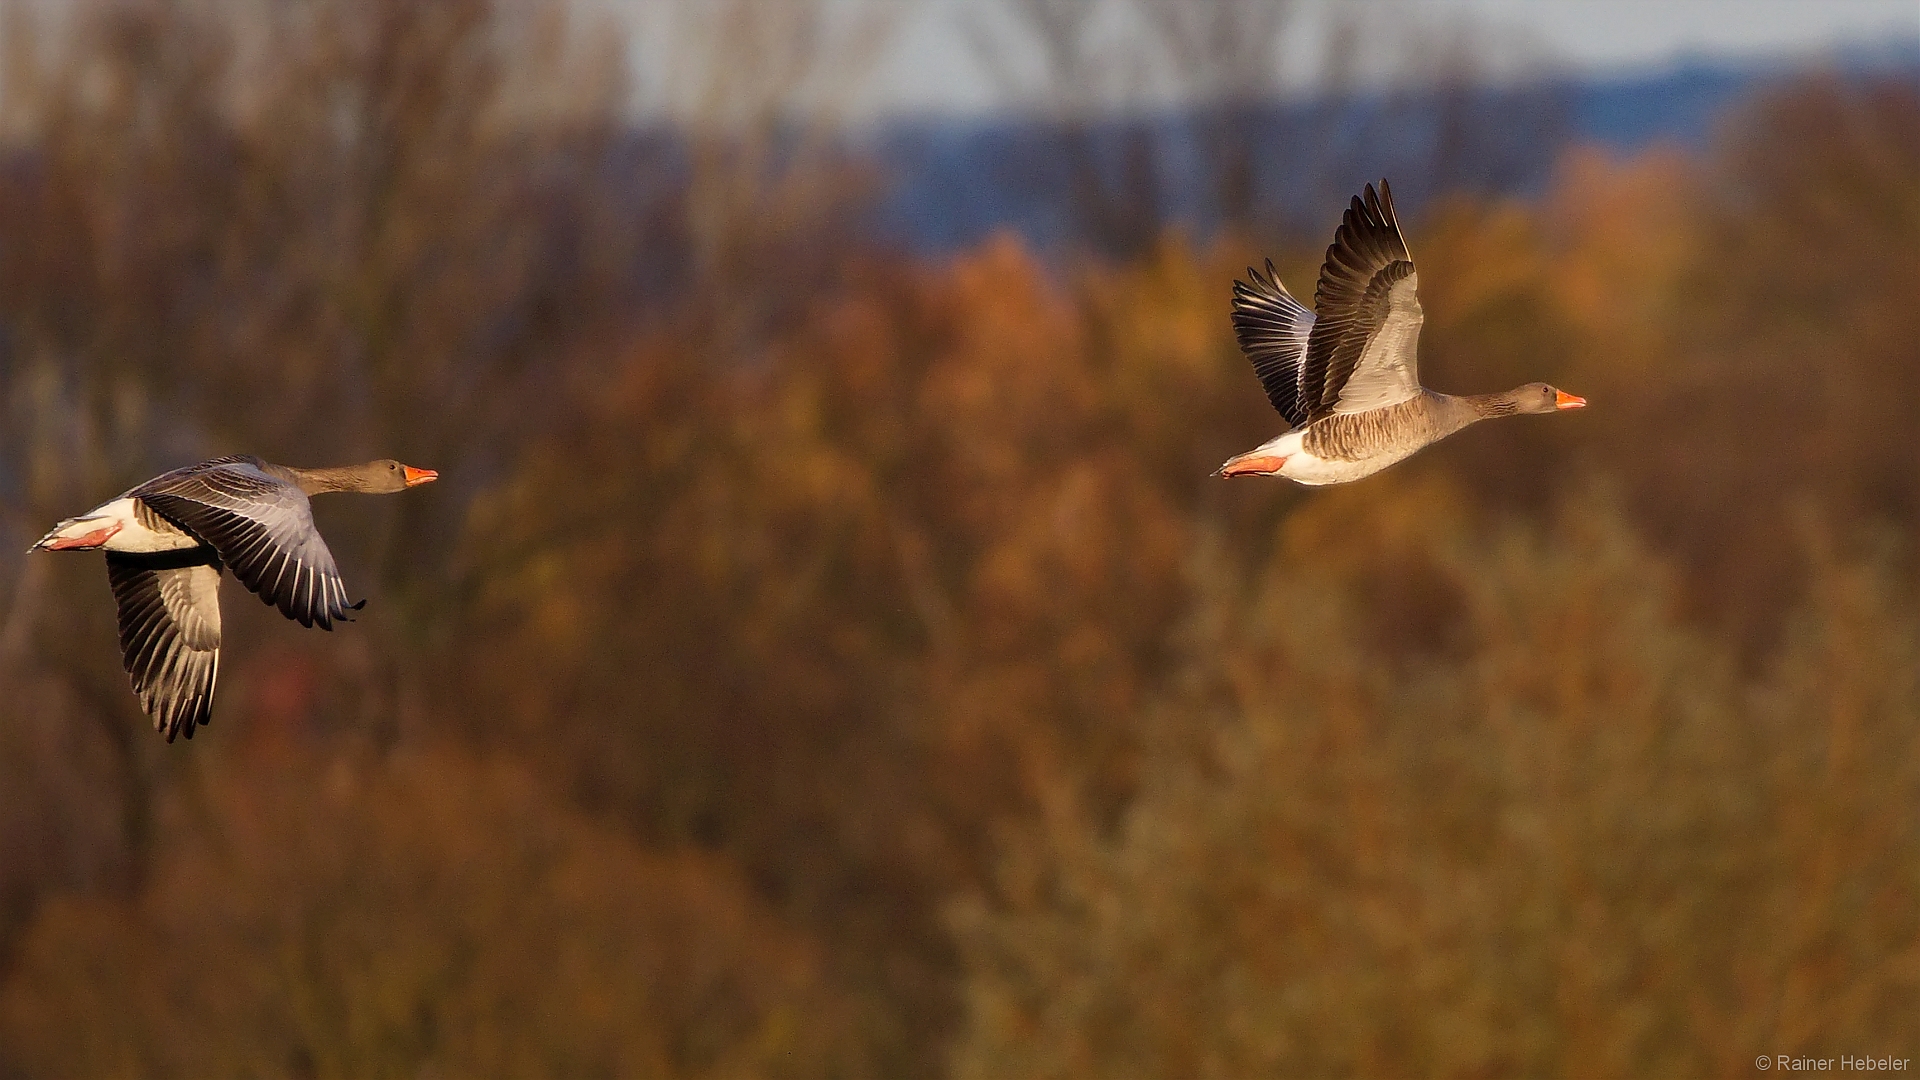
1219, 179, 1584, 484
30, 455, 438, 741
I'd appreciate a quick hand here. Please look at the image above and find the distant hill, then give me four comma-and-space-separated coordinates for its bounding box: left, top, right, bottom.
1570, 58, 1795, 149
858, 47, 1920, 253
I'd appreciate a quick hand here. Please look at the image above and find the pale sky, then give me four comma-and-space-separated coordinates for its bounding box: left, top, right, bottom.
871, 0, 1920, 117
1403, 0, 1920, 70
612, 0, 1920, 123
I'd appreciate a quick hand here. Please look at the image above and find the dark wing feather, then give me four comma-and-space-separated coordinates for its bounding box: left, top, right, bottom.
1230, 259, 1316, 429
1301, 180, 1424, 424
131, 457, 358, 630
107, 551, 222, 742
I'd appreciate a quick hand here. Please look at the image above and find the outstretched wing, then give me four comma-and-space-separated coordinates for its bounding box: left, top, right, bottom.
131, 456, 359, 630
1301, 180, 1424, 423
107, 550, 222, 742
1230, 259, 1316, 430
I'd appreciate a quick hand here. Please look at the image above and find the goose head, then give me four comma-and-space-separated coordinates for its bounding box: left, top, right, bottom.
343, 460, 438, 493
1510, 383, 1586, 414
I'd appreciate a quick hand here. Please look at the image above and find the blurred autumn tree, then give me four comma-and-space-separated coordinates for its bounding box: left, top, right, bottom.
0, 0, 883, 1072
2, 748, 844, 1079
951, 488, 1919, 1078
0, 0, 640, 944
0, 0, 1916, 1076
948, 74, 1920, 1077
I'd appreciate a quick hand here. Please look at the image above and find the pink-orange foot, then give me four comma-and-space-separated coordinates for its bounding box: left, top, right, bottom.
1220, 454, 1288, 478
42, 523, 122, 550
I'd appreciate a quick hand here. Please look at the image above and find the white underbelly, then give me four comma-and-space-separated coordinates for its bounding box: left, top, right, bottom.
1280, 444, 1422, 486
1222, 426, 1435, 486
89, 497, 204, 552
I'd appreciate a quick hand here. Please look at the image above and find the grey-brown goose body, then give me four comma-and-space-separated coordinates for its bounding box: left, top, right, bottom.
1220, 180, 1584, 484
30, 454, 438, 740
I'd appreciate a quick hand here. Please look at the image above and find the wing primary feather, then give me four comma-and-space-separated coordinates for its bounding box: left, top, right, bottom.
1300, 178, 1423, 422
107, 554, 222, 742
132, 467, 350, 632
1230, 257, 1315, 429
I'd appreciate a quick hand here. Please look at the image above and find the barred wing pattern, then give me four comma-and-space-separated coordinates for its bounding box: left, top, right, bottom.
1303, 180, 1425, 422
107, 551, 221, 742
1230, 259, 1316, 430
131, 456, 361, 630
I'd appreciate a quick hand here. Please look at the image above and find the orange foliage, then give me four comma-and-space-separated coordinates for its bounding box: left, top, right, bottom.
0, 6, 1914, 1073
2, 746, 843, 1078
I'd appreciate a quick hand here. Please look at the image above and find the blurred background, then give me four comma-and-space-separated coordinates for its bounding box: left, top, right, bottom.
0, 0, 1915, 1075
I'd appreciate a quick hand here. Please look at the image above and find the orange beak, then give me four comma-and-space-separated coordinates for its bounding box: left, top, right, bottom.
401, 465, 439, 487
1554, 390, 1586, 410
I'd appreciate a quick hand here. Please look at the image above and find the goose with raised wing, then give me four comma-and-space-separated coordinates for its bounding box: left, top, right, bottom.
30, 455, 438, 741
1219, 179, 1584, 484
